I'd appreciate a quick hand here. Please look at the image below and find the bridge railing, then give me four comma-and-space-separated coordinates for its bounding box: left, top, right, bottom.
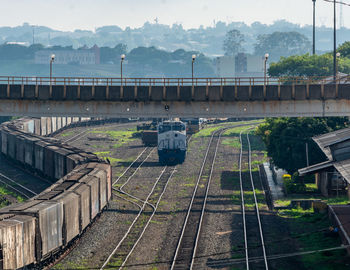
0, 75, 348, 86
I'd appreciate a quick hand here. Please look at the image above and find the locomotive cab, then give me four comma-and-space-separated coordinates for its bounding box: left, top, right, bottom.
157, 121, 187, 165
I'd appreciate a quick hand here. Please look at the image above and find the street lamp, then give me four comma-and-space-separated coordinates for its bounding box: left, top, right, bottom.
312, 0, 316, 55
336, 52, 341, 80
264, 53, 269, 86
192, 54, 196, 84
121, 54, 125, 86
50, 54, 55, 85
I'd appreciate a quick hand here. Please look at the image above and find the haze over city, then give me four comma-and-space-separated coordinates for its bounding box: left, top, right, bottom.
1, 1, 350, 270
1, 0, 350, 30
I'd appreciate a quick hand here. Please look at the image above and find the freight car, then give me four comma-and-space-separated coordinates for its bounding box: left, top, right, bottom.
180, 118, 205, 134
142, 130, 158, 146
0, 118, 112, 269
157, 120, 187, 164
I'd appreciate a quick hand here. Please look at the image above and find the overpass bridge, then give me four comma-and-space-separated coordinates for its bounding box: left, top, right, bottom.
0, 76, 349, 118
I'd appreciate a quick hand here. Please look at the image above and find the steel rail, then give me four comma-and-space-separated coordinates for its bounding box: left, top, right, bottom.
102, 165, 173, 269
0, 172, 38, 199
118, 135, 192, 269
206, 245, 349, 268
190, 129, 224, 269
246, 130, 269, 270
62, 121, 142, 144
62, 128, 91, 144
112, 147, 149, 186
119, 166, 177, 269
101, 147, 154, 269
239, 127, 268, 270
239, 129, 250, 270
171, 128, 220, 270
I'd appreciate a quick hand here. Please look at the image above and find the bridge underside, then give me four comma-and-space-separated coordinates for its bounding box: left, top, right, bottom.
1, 83, 350, 117
1, 99, 350, 118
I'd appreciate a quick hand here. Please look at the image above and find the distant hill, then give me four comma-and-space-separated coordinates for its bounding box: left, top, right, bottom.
1, 20, 349, 57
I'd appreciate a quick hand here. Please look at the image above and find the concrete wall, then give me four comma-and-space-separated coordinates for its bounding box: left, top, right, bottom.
0, 84, 348, 102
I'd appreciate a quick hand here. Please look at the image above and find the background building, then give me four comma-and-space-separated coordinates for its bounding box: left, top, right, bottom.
35, 45, 100, 65
216, 53, 266, 77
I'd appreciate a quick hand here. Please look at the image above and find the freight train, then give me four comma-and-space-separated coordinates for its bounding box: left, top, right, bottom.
157, 120, 187, 164
0, 118, 112, 269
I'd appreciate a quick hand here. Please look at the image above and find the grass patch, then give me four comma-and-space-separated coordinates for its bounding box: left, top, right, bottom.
0, 185, 25, 204
326, 196, 350, 205
305, 183, 318, 193
276, 195, 349, 207
277, 208, 349, 269
193, 126, 224, 138
278, 207, 314, 219
90, 129, 140, 148
60, 131, 75, 137
183, 183, 195, 187
222, 138, 241, 148
93, 151, 111, 157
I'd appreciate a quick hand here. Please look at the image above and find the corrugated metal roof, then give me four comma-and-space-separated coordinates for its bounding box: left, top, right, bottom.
298, 160, 334, 176
334, 160, 350, 184
313, 127, 350, 158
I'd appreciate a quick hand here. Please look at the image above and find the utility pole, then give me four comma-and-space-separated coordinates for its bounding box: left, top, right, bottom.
312, 0, 316, 55
306, 142, 309, 167
333, 0, 337, 81
32, 26, 35, 45
192, 54, 196, 87
120, 54, 125, 86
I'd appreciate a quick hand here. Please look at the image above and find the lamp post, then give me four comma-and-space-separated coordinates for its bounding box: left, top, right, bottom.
336, 52, 341, 80
192, 54, 196, 85
312, 0, 316, 55
121, 54, 125, 86
50, 54, 55, 85
264, 53, 269, 86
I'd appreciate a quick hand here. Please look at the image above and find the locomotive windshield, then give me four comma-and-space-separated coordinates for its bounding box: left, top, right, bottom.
158, 122, 185, 134
158, 124, 171, 134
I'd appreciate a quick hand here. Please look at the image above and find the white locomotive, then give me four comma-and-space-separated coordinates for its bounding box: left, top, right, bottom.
157, 120, 187, 164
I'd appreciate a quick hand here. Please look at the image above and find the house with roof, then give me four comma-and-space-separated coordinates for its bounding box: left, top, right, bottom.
299, 128, 350, 198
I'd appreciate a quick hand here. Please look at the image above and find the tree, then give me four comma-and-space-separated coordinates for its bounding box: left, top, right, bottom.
223, 29, 245, 56
256, 117, 349, 174
268, 53, 350, 77
254, 31, 311, 62
100, 43, 127, 64
338, 41, 350, 58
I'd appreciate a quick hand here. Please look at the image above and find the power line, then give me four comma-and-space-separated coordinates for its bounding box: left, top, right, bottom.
102, 214, 350, 268
105, 244, 350, 268
324, 0, 350, 7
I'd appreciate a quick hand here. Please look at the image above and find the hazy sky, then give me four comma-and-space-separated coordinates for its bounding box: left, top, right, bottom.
1, 0, 349, 31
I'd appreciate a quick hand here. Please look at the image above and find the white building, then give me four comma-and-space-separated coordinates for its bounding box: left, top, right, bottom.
216, 53, 266, 77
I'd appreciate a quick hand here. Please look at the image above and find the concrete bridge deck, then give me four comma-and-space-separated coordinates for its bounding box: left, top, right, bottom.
0, 76, 350, 118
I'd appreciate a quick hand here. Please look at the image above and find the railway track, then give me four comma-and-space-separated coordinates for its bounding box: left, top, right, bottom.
238, 128, 268, 270
171, 128, 223, 270
208, 128, 268, 269
62, 121, 146, 144
101, 145, 177, 269
242, 129, 268, 270
0, 171, 38, 199
101, 136, 193, 269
